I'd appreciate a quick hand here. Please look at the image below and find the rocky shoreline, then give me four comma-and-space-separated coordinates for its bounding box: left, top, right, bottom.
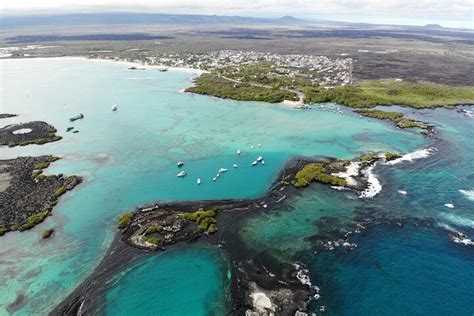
0, 119, 62, 147
53, 154, 392, 315
0, 155, 81, 235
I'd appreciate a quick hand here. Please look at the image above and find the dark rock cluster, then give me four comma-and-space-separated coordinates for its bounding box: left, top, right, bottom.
0, 121, 62, 147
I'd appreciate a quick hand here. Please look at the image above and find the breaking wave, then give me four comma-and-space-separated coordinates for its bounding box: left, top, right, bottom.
459, 189, 474, 201
359, 164, 382, 198
440, 213, 474, 229
385, 148, 435, 165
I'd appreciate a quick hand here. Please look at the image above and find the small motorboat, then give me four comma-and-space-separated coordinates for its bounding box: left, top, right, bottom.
69, 113, 84, 122
216, 174, 220, 178
177, 171, 186, 177
177, 161, 184, 167
252, 161, 257, 166
257, 156, 263, 162
237, 149, 241, 155
112, 104, 118, 111
66, 127, 74, 132
213, 177, 217, 181
258, 144, 262, 147
197, 178, 201, 185
251, 145, 255, 149
218, 168, 228, 173
261, 160, 265, 165
233, 164, 238, 168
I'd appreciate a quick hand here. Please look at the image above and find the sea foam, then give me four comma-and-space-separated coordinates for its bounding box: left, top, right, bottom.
384, 148, 435, 165
459, 189, 474, 201
359, 164, 382, 198
440, 213, 474, 229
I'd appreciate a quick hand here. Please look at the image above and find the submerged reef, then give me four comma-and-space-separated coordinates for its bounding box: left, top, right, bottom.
56, 153, 400, 315
0, 156, 81, 235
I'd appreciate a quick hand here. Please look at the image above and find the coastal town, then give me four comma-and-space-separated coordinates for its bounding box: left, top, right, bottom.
139, 50, 353, 87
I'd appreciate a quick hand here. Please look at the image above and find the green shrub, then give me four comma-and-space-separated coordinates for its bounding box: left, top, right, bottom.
42, 228, 54, 239
117, 212, 133, 229
181, 208, 219, 233
384, 152, 401, 160
144, 225, 163, 235
141, 235, 161, 245
53, 186, 67, 198
18, 210, 50, 231
0, 227, 7, 236
294, 163, 346, 188
34, 162, 50, 170
360, 154, 377, 162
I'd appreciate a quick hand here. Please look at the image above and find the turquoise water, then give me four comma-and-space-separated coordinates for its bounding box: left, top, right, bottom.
0, 57, 465, 315
104, 245, 231, 316
240, 106, 474, 314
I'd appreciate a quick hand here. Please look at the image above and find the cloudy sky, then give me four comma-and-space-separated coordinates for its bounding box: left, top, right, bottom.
1, 0, 473, 28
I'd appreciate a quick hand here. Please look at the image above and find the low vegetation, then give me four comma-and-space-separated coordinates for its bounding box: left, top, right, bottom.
293, 163, 346, 188
355, 109, 424, 130
144, 224, 163, 235
384, 152, 402, 160
0, 227, 7, 236
42, 228, 54, 239
52, 186, 67, 198
185, 73, 298, 103
141, 235, 161, 245
304, 80, 474, 109
18, 210, 50, 231
117, 212, 133, 229
181, 208, 218, 233
359, 153, 378, 162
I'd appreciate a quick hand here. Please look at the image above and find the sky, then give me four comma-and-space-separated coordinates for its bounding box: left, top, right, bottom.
1, 0, 473, 29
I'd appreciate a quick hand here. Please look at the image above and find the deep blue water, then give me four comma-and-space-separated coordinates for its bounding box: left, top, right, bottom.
0, 58, 473, 315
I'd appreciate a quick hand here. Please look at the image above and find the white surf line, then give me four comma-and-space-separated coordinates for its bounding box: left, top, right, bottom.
459, 189, 474, 201
359, 163, 382, 199
384, 147, 435, 166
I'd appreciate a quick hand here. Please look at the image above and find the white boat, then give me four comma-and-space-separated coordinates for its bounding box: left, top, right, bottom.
251, 145, 255, 149
112, 104, 118, 111
218, 168, 228, 173
197, 178, 201, 185
177, 161, 184, 167
213, 177, 217, 181
233, 164, 238, 168
216, 174, 220, 178
261, 160, 265, 165
258, 144, 262, 147
257, 156, 263, 162
237, 149, 241, 155
177, 171, 186, 177
252, 161, 257, 166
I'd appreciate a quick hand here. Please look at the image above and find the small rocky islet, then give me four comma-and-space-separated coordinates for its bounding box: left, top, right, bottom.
0, 114, 81, 236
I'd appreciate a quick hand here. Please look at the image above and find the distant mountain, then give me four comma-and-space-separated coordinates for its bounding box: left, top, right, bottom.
0, 12, 307, 29
423, 24, 444, 29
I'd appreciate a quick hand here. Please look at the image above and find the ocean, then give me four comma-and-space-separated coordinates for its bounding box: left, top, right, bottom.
0, 57, 472, 315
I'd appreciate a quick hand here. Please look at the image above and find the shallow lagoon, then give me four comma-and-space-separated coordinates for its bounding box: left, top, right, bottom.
1, 57, 470, 315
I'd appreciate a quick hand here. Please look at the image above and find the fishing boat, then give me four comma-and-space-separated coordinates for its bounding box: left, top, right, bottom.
69, 113, 84, 122
112, 104, 118, 111
197, 178, 201, 185
177, 161, 184, 167
218, 168, 228, 173
177, 171, 186, 177
66, 127, 74, 132
252, 161, 257, 166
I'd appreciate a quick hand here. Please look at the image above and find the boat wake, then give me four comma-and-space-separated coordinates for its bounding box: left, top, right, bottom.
359, 163, 382, 198
459, 189, 474, 201
384, 147, 435, 165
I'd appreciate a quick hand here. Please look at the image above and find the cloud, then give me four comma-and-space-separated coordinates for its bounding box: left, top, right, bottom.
1, 0, 472, 23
